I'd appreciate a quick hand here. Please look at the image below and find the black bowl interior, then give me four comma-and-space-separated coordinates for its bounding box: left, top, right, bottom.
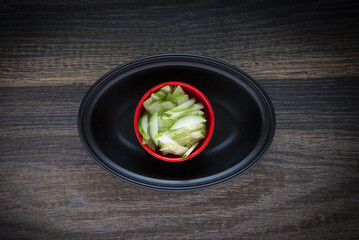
79, 55, 275, 190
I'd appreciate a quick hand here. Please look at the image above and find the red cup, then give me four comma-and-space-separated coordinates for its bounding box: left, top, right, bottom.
134, 82, 215, 162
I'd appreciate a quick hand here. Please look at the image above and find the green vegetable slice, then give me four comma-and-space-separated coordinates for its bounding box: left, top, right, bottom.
170, 129, 206, 147
162, 103, 204, 119
160, 101, 176, 111
138, 113, 149, 143
156, 134, 188, 156
173, 93, 189, 105
149, 111, 159, 145
182, 141, 200, 159
151, 90, 166, 100
171, 85, 185, 100
146, 101, 163, 115
170, 114, 206, 130
143, 98, 154, 109
170, 98, 195, 112
161, 123, 204, 139
160, 85, 172, 93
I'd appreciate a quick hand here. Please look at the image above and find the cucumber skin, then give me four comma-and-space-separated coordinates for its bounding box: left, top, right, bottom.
173, 93, 189, 105
170, 114, 207, 130
160, 85, 172, 94
156, 135, 188, 155
138, 115, 146, 139
147, 101, 163, 115
143, 98, 154, 109
182, 141, 200, 159
138, 113, 149, 142
151, 93, 161, 101
171, 85, 185, 100
160, 101, 176, 111
151, 90, 166, 100
170, 98, 195, 112
149, 111, 159, 145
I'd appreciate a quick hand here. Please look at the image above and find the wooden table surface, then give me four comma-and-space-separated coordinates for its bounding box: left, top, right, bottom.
1, 1, 358, 239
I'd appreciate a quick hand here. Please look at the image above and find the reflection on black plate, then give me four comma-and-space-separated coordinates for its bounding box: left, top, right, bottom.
78, 54, 275, 191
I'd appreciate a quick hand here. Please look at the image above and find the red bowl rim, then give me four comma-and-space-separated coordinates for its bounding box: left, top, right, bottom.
134, 81, 215, 162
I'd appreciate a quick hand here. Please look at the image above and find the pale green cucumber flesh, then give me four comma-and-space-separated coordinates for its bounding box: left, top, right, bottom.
160, 85, 172, 93
138, 113, 149, 141
151, 93, 161, 101
163, 103, 204, 119
147, 101, 163, 115
173, 93, 189, 105
158, 117, 168, 132
170, 114, 206, 130
171, 85, 185, 100
149, 111, 159, 145
156, 90, 167, 99
160, 101, 176, 111
143, 98, 154, 109
170, 98, 195, 112
182, 141, 200, 159
156, 134, 188, 155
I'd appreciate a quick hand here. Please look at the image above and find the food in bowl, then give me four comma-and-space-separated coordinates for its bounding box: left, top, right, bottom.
137, 85, 207, 159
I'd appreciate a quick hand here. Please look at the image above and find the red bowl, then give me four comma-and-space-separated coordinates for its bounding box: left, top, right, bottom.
134, 81, 215, 162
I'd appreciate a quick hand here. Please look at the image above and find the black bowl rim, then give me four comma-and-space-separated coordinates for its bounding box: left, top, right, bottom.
77, 53, 276, 191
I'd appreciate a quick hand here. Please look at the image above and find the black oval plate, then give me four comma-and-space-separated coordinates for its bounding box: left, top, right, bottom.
78, 54, 275, 191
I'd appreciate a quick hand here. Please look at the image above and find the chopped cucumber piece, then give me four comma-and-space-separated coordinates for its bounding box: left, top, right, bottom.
163, 103, 204, 119
158, 103, 205, 132
159, 116, 176, 129
161, 128, 188, 144
170, 129, 205, 147
160, 85, 172, 93
170, 98, 195, 112
188, 103, 204, 111
170, 114, 206, 130
171, 85, 185, 100
149, 111, 159, 145
190, 110, 205, 115
158, 117, 168, 132
146, 101, 163, 115
138, 113, 149, 142
160, 120, 206, 147
143, 98, 154, 109
189, 130, 206, 139
160, 101, 176, 111
185, 123, 205, 131
151, 93, 161, 101
156, 134, 188, 156
166, 109, 204, 119
157, 90, 167, 98
151, 91, 166, 100
182, 141, 200, 159
173, 93, 189, 105
161, 123, 204, 139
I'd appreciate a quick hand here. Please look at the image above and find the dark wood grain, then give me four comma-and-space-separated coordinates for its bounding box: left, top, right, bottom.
1, 0, 359, 239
